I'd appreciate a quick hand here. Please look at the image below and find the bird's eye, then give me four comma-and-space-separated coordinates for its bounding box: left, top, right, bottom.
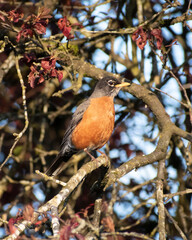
107, 80, 115, 87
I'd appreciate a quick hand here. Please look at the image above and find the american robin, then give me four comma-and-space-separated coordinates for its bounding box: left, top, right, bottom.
46, 76, 130, 176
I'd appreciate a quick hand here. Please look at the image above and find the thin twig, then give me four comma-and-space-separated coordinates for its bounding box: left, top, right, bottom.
164, 188, 192, 203
0, 133, 5, 152
120, 179, 155, 199
151, 86, 188, 108
36, 170, 67, 187
169, 69, 192, 125
0, 55, 29, 171
187, 0, 192, 14
79, 1, 179, 36
120, 197, 156, 231
156, 160, 166, 240
165, 208, 188, 240
151, 45, 192, 125
102, 231, 153, 240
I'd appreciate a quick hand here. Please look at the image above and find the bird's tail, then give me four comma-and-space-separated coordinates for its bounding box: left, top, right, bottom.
45, 152, 73, 176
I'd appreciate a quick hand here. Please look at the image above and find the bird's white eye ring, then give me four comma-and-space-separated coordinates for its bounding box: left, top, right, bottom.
107, 79, 115, 87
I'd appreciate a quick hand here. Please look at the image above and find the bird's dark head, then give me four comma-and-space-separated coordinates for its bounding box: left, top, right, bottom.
91, 76, 131, 98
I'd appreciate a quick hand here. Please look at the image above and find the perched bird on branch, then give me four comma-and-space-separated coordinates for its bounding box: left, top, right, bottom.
46, 76, 130, 176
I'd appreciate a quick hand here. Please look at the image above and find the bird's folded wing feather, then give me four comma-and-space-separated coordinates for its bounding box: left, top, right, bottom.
45, 99, 90, 176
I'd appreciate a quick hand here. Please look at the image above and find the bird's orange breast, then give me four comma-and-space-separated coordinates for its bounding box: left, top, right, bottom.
71, 96, 115, 150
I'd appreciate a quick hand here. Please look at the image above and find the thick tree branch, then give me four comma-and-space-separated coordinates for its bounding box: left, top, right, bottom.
4, 155, 109, 240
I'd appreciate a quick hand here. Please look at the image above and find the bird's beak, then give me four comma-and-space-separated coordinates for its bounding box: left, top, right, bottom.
115, 82, 131, 88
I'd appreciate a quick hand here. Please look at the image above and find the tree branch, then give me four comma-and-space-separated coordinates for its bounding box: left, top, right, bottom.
156, 160, 166, 240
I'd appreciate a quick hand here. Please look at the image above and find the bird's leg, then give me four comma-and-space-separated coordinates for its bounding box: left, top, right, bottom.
97, 149, 111, 169
96, 149, 108, 158
84, 148, 95, 160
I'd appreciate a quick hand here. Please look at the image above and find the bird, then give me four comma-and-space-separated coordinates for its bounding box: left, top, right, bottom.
46, 76, 131, 176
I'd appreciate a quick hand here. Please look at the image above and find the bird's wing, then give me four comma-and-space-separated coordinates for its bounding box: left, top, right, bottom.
45, 98, 91, 176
